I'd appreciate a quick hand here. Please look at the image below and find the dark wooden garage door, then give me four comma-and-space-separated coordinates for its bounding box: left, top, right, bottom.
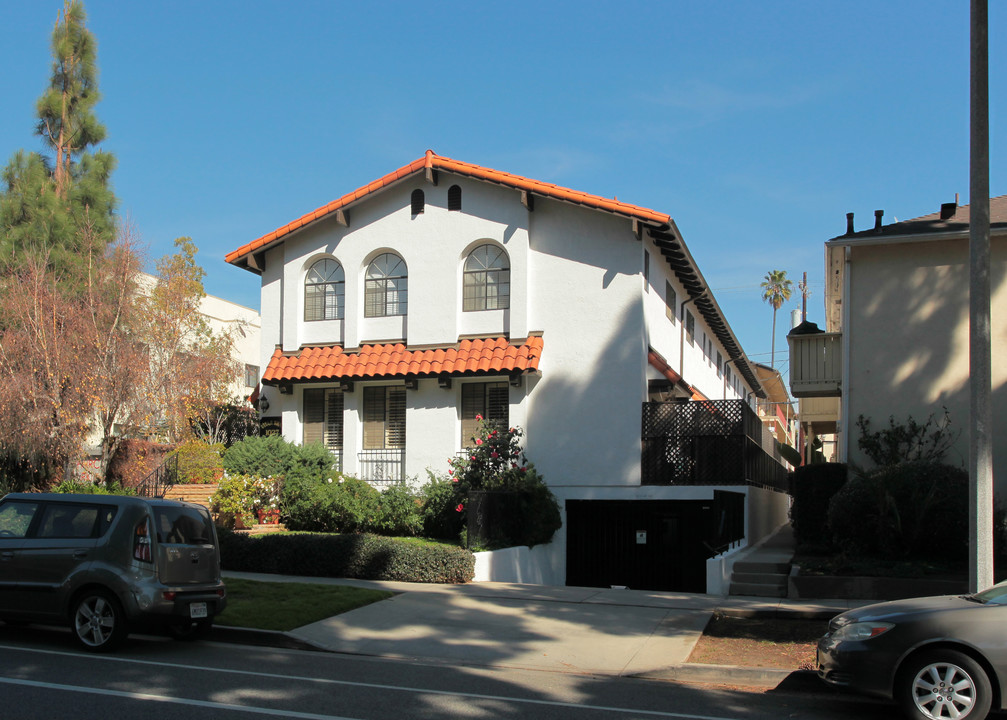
565, 500, 718, 593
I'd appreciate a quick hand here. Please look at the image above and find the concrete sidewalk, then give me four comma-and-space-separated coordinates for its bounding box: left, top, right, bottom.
219, 571, 863, 685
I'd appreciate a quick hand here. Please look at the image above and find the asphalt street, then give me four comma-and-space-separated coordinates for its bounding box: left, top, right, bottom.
0, 624, 913, 720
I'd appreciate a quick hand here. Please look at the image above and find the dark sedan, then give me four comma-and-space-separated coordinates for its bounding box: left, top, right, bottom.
818, 583, 1007, 720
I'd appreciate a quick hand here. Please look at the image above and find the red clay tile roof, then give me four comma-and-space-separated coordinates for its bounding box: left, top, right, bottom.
226, 150, 671, 269
262, 336, 544, 384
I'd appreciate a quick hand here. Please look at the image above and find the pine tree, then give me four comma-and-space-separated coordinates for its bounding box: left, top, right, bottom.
0, 0, 116, 276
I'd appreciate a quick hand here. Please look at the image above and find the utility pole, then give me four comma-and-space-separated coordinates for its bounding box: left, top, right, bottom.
798, 272, 811, 322
969, 0, 992, 592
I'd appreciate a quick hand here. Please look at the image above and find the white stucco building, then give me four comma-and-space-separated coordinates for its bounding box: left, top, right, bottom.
227, 151, 789, 591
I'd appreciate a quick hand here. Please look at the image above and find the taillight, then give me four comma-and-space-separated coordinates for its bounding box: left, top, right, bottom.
133, 518, 152, 562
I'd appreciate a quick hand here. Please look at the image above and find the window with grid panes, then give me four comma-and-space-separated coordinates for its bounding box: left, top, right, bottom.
685, 310, 695, 345
461, 382, 509, 446
303, 388, 343, 453
716, 351, 723, 377
665, 282, 676, 321
304, 259, 345, 321
365, 254, 408, 317
463, 244, 509, 311
363, 386, 406, 449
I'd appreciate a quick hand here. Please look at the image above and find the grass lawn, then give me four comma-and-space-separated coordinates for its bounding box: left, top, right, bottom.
215, 578, 394, 632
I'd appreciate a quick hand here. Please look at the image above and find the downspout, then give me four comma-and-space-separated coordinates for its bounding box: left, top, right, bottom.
679, 290, 707, 380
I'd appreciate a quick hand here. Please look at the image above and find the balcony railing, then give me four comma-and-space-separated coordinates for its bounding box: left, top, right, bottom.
788, 331, 842, 397
357, 449, 405, 486
641, 399, 789, 492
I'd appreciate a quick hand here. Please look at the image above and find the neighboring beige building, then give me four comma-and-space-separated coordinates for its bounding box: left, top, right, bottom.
789, 196, 1007, 488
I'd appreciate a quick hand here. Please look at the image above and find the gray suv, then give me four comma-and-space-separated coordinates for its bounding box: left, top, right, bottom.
0, 492, 227, 651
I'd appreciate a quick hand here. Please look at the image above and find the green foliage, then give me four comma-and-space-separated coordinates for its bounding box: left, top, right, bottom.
856, 409, 959, 469
223, 435, 297, 478
827, 461, 968, 562
0, 0, 117, 274
426, 418, 562, 549
51, 479, 135, 495
788, 463, 848, 551
218, 530, 475, 584
210, 473, 281, 529
284, 476, 380, 534
374, 483, 423, 536
172, 440, 224, 484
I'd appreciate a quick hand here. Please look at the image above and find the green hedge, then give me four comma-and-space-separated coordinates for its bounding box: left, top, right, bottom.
218, 530, 475, 584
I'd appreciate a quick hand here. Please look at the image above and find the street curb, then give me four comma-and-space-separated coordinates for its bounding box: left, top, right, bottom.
634, 664, 822, 689
208, 625, 322, 652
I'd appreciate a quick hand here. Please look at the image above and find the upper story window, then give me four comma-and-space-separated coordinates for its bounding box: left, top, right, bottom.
304, 258, 345, 321
665, 282, 676, 322
411, 189, 425, 215
685, 310, 695, 346
365, 253, 408, 317
448, 185, 462, 211
463, 244, 510, 311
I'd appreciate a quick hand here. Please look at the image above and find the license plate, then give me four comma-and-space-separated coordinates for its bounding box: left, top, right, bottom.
189, 602, 208, 619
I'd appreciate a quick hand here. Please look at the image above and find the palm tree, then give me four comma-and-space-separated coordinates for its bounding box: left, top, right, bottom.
761, 270, 793, 370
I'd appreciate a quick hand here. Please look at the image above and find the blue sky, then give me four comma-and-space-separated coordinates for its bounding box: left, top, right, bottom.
0, 1, 1002, 377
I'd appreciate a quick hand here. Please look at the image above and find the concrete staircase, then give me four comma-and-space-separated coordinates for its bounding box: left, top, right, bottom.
728, 524, 795, 598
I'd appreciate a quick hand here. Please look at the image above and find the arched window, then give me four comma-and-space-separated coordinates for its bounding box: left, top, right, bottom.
304, 258, 344, 321
411, 189, 425, 215
448, 185, 462, 211
365, 253, 408, 317
463, 244, 509, 311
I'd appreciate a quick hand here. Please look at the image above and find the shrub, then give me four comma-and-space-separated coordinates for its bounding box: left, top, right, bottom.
218, 530, 475, 584
421, 473, 466, 541
52, 480, 136, 495
374, 483, 423, 537
107, 439, 175, 489
285, 476, 381, 534
173, 440, 225, 484
856, 410, 959, 469
223, 435, 297, 478
789, 463, 848, 550
827, 461, 968, 562
425, 418, 562, 549
210, 474, 281, 529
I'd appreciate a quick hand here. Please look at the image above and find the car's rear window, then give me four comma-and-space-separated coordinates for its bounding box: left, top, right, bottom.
154, 506, 214, 545
0, 501, 39, 538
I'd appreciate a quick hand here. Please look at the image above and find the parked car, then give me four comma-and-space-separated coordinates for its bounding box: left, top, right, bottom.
818, 584, 1007, 720
0, 492, 226, 651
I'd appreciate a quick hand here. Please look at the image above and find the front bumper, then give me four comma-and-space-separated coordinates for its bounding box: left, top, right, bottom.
817, 634, 899, 699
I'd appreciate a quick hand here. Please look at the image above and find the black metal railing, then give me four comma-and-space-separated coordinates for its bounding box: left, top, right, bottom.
641, 399, 789, 492
357, 449, 405, 486
136, 454, 179, 498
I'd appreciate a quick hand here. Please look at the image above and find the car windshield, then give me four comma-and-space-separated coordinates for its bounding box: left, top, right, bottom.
970, 582, 1007, 605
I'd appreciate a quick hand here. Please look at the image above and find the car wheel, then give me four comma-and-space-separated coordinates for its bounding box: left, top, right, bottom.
897, 649, 992, 720
71, 590, 127, 652
167, 618, 212, 641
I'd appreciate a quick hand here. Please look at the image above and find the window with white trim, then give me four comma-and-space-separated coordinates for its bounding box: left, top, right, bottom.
463, 244, 510, 311
461, 382, 509, 446
665, 282, 676, 322
304, 258, 345, 321
363, 386, 406, 449
685, 310, 695, 346
365, 254, 408, 317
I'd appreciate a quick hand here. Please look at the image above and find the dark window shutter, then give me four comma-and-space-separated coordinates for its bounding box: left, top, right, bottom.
304, 388, 324, 445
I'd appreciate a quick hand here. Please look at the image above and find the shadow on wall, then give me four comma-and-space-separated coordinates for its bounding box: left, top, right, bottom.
846, 239, 1007, 486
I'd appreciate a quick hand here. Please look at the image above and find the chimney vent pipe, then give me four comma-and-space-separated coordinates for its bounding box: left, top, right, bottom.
874, 210, 884, 232
846, 212, 855, 235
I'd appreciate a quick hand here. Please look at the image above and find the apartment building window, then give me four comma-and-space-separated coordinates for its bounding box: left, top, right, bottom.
304, 388, 344, 457
665, 282, 676, 322
363, 386, 406, 449
716, 351, 723, 378
365, 254, 408, 317
463, 244, 510, 311
643, 251, 650, 292
304, 258, 345, 321
685, 310, 695, 346
461, 382, 509, 446
411, 189, 425, 215
448, 185, 462, 211
244, 364, 259, 388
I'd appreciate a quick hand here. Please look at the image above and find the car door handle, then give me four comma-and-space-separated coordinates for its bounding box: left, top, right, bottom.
73, 550, 88, 558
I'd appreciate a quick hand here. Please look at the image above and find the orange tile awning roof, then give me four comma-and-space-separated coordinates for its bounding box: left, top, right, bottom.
226, 150, 672, 270
262, 336, 543, 385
